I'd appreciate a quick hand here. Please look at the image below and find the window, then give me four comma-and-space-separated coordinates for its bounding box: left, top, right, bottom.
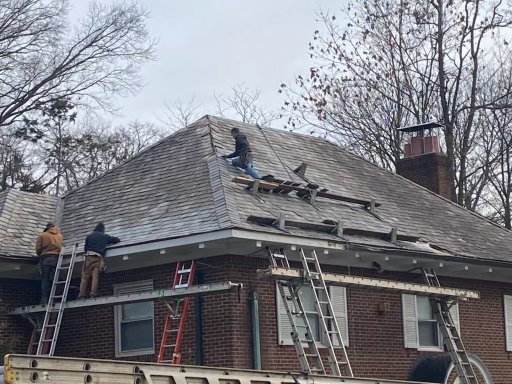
114, 280, 154, 357
402, 294, 459, 350
505, 295, 512, 351
417, 296, 440, 348
277, 284, 348, 347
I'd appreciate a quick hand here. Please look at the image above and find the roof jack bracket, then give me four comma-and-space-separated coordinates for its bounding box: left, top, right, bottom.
365, 199, 376, 213
389, 227, 398, 243
309, 189, 317, 206
273, 213, 286, 230
331, 220, 343, 237
293, 162, 308, 177
251, 179, 260, 196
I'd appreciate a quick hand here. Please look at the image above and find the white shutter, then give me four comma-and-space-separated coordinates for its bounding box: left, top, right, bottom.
402, 294, 419, 349
505, 295, 512, 351
276, 283, 294, 345
449, 301, 460, 335
329, 286, 349, 347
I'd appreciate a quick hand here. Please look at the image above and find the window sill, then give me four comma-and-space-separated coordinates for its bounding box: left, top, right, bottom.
417, 346, 443, 352
115, 348, 155, 358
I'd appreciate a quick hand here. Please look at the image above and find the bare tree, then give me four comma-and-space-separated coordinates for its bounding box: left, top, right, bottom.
161, 84, 278, 129
161, 97, 201, 130
281, 0, 512, 211
0, 0, 155, 127
0, 129, 45, 192
215, 83, 277, 126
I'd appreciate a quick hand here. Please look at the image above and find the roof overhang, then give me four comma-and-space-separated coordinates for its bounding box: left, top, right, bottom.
1, 228, 512, 282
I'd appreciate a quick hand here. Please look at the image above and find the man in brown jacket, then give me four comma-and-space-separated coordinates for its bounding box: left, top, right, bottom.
36, 222, 63, 304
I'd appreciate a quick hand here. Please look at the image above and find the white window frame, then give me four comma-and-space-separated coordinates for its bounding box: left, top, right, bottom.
114, 280, 155, 357
276, 283, 349, 348
416, 296, 443, 351
505, 295, 512, 352
402, 294, 459, 352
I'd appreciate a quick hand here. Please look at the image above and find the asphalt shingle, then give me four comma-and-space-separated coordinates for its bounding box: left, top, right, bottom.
1, 115, 511, 264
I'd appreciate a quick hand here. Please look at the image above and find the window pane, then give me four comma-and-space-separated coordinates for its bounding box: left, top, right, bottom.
417, 296, 433, 320
121, 319, 154, 351
418, 320, 439, 347
298, 286, 320, 341
122, 301, 153, 321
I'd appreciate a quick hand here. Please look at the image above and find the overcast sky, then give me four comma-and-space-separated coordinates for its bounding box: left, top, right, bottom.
72, 1, 343, 128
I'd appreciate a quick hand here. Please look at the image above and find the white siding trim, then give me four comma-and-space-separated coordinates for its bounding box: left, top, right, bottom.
402, 294, 419, 349
505, 295, 512, 352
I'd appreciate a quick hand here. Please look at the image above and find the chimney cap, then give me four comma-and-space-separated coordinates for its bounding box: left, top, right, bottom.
397, 121, 444, 133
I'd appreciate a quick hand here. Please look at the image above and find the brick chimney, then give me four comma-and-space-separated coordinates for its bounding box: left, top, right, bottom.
396, 122, 451, 200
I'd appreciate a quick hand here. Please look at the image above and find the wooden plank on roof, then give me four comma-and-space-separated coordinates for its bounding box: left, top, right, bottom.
258, 266, 479, 299
232, 176, 380, 207
247, 215, 420, 242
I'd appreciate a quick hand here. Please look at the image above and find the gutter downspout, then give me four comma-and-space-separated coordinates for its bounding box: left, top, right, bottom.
249, 291, 261, 370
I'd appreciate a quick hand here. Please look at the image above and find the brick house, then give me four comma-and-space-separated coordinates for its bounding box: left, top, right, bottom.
0, 116, 511, 383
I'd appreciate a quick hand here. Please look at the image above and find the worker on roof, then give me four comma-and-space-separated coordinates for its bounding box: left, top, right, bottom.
36, 222, 63, 304
79, 222, 120, 299
222, 127, 260, 179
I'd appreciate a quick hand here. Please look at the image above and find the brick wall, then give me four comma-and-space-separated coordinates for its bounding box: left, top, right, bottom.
396, 152, 452, 200
2, 255, 511, 383
0, 278, 39, 357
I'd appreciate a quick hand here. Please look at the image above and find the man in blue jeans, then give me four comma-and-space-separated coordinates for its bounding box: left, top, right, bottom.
222, 127, 260, 179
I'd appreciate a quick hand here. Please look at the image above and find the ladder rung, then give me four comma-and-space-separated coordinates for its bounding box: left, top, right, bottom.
163, 344, 176, 348
41, 339, 54, 343
272, 253, 286, 259
338, 361, 349, 365
174, 284, 189, 288
304, 257, 316, 261
313, 286, 325, 290
43, 324, 56, 328
177, 269, 191, 274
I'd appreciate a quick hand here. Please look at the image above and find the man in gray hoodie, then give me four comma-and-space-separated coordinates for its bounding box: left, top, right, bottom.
78, 222, 120, 299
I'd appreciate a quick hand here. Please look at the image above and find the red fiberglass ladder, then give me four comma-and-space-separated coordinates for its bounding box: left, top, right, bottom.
157, 260, 196, 364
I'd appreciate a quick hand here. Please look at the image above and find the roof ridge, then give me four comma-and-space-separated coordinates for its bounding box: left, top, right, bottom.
61, 116, 211, 198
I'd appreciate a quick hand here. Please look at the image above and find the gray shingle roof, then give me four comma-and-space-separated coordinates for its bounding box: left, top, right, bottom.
2, 115, 512, 264
0, 189, 58, 258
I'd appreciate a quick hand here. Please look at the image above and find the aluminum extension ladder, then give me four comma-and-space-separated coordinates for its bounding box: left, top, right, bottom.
422, 268, 479, 384
36, 243, 79, 356
157, 260, 196, 364
268, 247, 353, 377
